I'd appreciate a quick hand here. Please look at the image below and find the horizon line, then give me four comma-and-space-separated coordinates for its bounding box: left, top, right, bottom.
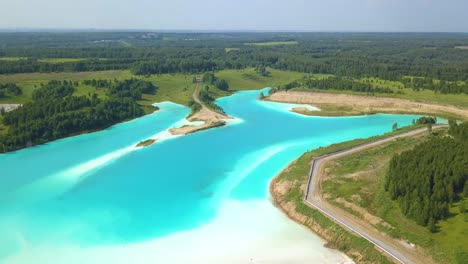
0, 28, 467, 34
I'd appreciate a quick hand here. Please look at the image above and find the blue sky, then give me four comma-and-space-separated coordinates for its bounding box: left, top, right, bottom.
1, 0, 467, 32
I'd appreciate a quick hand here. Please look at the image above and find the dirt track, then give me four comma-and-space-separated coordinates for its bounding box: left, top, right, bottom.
170, 80, 230, 135
303, 127, 443, 264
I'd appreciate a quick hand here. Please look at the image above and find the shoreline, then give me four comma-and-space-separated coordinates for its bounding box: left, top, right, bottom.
269, 169, 341, 250
266, 90, 468, 120
169, 107, 231, 135
269, 156, 394, 263
268, 126, 443, 264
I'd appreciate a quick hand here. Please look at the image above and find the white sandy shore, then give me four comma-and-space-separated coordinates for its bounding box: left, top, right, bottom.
267, 90, 468, 119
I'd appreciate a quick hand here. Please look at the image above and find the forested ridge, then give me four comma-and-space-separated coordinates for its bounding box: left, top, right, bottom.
1, 32, 468, 82
385, 122, 468, 230
0, 79, 157, 152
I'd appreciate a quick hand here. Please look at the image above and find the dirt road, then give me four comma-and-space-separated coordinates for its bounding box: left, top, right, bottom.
304, 126, 443, 264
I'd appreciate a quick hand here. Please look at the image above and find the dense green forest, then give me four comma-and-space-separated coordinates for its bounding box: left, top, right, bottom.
0, 79, 157, 152
385, 122, 468, 231
300, 76, 395, 94
1, 32, 468, 151
0, 83, 21, 98
1, 32, 468, 83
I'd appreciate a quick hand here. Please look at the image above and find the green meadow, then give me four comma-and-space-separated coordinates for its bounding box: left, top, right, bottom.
244, 41, 298, 46
0, 68, 306, 106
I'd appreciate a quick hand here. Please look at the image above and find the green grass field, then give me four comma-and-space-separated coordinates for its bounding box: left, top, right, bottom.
217, 68, 305, 91
322, 129, 468, 263
0, 68, 306, 106
0, 57, 26, 61
454, 46, 468, 50
224, 48, 240, 52
1, 67, 466, 115
244, 41, 298, 46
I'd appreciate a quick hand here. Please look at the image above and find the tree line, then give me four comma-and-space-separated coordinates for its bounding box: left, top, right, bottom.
385, 122, 468, 231
0, 79, 157, 153
278, 76, 395, 94
0, 83, 22, 98
402, 77, 468, 94
1, 33, 467, 83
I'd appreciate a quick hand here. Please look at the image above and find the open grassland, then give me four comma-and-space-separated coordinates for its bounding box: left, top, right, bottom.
0, 68, 306, 106
141, 73, 194, 106
454, 46, 468, 50
224, 48, 240, 52
0, 57, 26, 61
217, 68, 305, 91
322, 129, 468, 264
244, 41, 298, 46
1, 68, 467, 117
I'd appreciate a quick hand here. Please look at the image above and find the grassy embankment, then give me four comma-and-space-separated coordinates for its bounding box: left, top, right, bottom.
272, 125, 430, 264
320, 128, 468, 263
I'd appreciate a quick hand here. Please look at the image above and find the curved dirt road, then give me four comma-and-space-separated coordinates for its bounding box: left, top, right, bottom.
305, 126, 445, 264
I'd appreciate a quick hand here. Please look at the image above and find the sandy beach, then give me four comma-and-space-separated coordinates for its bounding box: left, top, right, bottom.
266, 91, 468, 119
169, 107, 231, 135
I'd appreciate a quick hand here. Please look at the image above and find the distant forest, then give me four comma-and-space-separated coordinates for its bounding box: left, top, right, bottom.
385, 122, 468, 231
0, 32, 468, 84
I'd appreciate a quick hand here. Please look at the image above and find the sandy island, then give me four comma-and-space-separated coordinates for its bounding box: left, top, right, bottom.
169, 107, 231, 135
135, 80, 232, 147
266, 91, 468, 120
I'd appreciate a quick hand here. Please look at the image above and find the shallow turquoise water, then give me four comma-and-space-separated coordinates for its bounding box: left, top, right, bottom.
0, 89, 422, 261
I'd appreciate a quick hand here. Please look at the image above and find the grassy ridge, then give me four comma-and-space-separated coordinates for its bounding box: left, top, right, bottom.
322, 128, 468, 263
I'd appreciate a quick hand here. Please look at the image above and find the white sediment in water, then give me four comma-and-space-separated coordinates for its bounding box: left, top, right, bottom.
258, 100, 319, 113
4, 199, 353, 264
2, 97, 371, 264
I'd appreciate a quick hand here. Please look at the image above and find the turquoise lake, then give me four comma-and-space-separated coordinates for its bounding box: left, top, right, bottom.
0, 89, 422, 263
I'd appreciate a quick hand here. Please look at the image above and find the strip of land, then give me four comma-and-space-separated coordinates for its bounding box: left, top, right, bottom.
169, 80, 231, 135
271, 126, 445, 264
266, 91, 468, 120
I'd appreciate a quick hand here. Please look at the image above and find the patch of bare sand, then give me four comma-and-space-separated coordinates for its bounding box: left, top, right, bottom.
169, 107, 231, 135
267, 91, 468, 119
